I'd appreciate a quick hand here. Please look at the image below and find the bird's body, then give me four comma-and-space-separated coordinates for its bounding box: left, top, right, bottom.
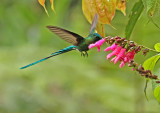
75, 33, 102, 51
20, 14, 102, 69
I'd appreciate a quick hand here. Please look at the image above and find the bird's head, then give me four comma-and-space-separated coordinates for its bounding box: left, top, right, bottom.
92, 33, 103, 42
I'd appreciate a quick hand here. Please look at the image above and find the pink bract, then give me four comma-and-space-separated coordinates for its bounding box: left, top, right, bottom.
88, 38, 106, 52
107, 46, 122, 59
120, 61, 125, 68
88, 39, 136, 68
114, 48, 126, 64
104, 43, 117, 51
88, 44, 96, 49
105, 44, 136, 68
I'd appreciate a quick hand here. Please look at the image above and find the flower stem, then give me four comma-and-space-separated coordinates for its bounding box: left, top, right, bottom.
141, 45, 159, 53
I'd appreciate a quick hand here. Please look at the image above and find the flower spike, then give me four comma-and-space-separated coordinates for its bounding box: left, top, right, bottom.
88, 36, 159, 81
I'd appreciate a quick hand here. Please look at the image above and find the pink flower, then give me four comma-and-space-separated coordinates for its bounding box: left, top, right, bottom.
124, 57, 128, 62
104, 43, 118, 51
123, 50, 136, 63
114, 48, 126, 64
106, 46, 122, 59
88, 44, 96, 49
105, 43, 136, 68
126, 50, 136, 60
132, 68, 135, 71
111, 56, 117, 62
88, 39, 106, 52
120, 61, 125, 68
89, 39, 137, 68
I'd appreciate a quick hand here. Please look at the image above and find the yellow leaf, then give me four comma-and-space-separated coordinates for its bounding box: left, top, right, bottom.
38, 0, 49, 16
82, 0, 117, 24
116, 0, 126, 16
95, 0, 117, 24
38, 0, 56, 15
82, 0, 97, 24
96, 23, 105, 37
82, 0, 118, 37
82, 0, 105, 37
50, 0, 56, 13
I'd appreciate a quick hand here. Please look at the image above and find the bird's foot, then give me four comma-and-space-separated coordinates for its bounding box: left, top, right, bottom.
81, 51, 88, 57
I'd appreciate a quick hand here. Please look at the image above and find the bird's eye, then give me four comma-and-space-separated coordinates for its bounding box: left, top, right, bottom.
97, 36, 101, 39
94, 36, 101, 41
94, 33, 102, 39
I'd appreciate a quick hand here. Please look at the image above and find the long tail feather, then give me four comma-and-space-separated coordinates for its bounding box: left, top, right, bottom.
20, 45, 76, 69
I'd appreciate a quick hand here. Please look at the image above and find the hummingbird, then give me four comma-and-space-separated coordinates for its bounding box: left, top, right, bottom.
20, 14, 102, 69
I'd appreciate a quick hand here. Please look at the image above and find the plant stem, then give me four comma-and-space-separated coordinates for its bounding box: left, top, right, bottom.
141, 45, 159, 53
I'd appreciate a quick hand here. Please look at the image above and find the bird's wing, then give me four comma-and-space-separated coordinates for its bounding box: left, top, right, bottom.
46, 26, 84, 46
89, 13, 99, 34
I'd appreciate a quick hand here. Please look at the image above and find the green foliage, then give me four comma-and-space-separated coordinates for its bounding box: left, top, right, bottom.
154, 43, 160, 52
125, 0, 144, 39
152, 68, 160, 104
153, 83, 160, 104
142, 0, 156, 11
143, 54, 160, 71
142, 0, 160, 28
143, 43, 160, 104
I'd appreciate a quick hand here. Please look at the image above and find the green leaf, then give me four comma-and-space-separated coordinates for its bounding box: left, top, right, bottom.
144, 80, 149, 101
143, 54, 160, 71
143, 54, 160, 103
125, 0, 144, 39
142, 0, 160, 28
142, 0, 156, 11
154, 86, 160, 103
154, 43, 160, 52
152, 75, 160, 104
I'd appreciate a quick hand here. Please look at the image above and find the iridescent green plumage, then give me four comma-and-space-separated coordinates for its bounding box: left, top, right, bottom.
20, 14, 102, 69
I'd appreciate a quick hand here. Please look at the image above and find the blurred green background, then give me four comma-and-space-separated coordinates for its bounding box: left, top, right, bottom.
0, 0, 160, 113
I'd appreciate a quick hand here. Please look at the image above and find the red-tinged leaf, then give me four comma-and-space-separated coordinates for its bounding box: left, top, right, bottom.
95, 0, 116, 24
116, 0, 126, 16
38, 0, 49, 16
82, 0, 118, 37
38, 0, 55, 16
82, 0, 97, 24
82, 0, 105, 37
50, 0, 56, 13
